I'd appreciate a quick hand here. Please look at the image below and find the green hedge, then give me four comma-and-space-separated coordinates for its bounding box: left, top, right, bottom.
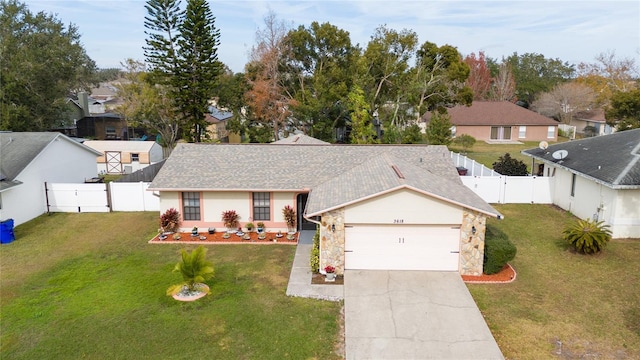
310, 228, 320, 273
483, 224, 517, 274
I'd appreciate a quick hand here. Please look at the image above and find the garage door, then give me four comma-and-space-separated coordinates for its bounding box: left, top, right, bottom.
344, 225, 460, 271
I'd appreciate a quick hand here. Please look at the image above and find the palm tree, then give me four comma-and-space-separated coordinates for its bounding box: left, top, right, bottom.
563, 218, 612, 254
167, 246, 214, 296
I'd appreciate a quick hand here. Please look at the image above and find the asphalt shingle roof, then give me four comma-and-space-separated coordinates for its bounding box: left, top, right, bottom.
424, 101, 558, 126
272, 134, 330, 145
522, 128, 640, 188
150, 143, 500, 217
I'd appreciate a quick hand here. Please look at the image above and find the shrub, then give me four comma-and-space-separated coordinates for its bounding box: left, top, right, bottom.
283, 205, 296, 230
563, 218, 612, 254
452, 134, 476, 153
221, 210, 239, 229
160, 208, 181, 233
310, 228, 320, 273
166, 246, 214, 295
483, 224, 517, 274
492, 153, 528, 176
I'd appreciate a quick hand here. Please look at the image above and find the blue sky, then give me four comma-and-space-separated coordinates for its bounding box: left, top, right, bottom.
28, 0, 640, 74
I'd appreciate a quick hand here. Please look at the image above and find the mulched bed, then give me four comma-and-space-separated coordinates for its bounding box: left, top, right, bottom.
148, 231, 298, 245
461, 263, 516, 283
311, 273, 344, 285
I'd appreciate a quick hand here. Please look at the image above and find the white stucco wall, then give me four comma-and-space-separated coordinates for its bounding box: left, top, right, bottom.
0, 137, 99, 226
550, 166, 640, 238
202, 192, 250, 228
273, 192, 297, 225
345, 189, 463, 225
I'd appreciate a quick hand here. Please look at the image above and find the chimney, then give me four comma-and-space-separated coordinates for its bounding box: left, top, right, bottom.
78, 92, 90, 117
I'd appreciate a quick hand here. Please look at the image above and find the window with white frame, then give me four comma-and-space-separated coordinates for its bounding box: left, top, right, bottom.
519, 126, 526, 139
547, 126, 555, 139
253, 192, 270, 221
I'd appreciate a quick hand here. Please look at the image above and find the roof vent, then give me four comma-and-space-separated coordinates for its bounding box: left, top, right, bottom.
391, 165, 405, 179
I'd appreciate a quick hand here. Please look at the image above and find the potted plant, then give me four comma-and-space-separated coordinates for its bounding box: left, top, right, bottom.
222, 232, 231, 239
258, 232, 266, 240
256, 221, 265, 233
221, 210, 240, 232
167, 246, 214, 301
159, 208, 181, 234
208, 227, 215, 234
245, 222, 254, 232
172, 232, 181, 240
191, 226, 198, 236
283, 205, 296, 234
324, 265, 336, 282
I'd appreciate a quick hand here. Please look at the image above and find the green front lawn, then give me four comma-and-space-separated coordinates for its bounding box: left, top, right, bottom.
449, 137, 570, 171
471, 204, 640, 359
0, 212, 341, 359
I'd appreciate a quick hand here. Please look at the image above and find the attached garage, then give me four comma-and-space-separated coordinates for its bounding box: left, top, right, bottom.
345, 225, 460, 271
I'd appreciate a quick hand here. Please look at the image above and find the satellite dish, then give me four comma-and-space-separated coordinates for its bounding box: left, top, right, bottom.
538, 141, 548, 150
552, 149, 568, 160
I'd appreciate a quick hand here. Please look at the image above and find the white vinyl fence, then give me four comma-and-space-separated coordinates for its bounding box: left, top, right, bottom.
460, 175, 552, 204
450, 151, 499, 177
45, 182, 159, 213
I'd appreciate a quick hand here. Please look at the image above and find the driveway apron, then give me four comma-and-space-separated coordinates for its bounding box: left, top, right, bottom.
344, 270, 504, 360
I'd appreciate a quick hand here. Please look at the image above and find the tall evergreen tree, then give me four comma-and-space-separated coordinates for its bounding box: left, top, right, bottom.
143, 0, 183, 83
174, 0, 221, 142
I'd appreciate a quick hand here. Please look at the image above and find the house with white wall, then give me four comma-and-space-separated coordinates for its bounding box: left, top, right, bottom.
0, 132, 102, 226
522, 129, 640, 238
83, 140, 164, 174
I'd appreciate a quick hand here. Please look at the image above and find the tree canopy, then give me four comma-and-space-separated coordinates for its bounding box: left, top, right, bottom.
605, 89, 640, 131
0, 0, 96, 131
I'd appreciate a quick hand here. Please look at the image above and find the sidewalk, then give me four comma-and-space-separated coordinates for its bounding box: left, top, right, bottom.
285, 230, 343, 302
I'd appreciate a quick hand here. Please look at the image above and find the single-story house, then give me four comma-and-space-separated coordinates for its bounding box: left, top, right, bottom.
148, 143, 502, 276
422, 101, 558, 142
571, 109, 615, 137
0, 132, 102, 226
522, 128, 640, 238
83, 140, 164, 174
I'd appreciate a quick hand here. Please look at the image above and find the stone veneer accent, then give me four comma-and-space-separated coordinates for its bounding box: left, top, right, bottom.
459, 210, 487, 276
319, 208, 345, 275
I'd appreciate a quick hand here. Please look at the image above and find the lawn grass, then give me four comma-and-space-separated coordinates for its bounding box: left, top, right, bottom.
449, 136, 570, 171
1, 212, 342, 359
468, 204, 640, 359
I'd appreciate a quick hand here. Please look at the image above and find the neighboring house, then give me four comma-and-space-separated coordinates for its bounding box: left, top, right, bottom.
148, 143, 501, 276
423, 101, 558, 142
571, 109, 614, 137
272, 133, 329, 145
83, 140, 164, 174
205, 107, 236, 142
522, 129, 640, 238
76, 113, 129, 140
0, 132, 102, 226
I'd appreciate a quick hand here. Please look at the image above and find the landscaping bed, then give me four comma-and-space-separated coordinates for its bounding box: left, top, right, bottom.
149, 231, 298, 244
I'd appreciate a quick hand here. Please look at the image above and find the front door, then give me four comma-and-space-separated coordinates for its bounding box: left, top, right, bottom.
296, 193, 316, 230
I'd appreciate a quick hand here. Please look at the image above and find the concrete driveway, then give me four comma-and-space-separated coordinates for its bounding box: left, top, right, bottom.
344, 270, 504, 360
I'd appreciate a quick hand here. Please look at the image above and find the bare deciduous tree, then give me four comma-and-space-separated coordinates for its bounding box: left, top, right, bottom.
490, 63, 516, 102
531, 82, 595, 124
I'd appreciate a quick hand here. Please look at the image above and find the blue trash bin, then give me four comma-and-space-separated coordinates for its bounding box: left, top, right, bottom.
1, 219, 15, 244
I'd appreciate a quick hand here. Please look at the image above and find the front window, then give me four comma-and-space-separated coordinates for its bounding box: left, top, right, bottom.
519, 126, 526, 139
131, 153, 139, 162
253, 192, 270, 221
547, 126, 555, 139
182, 192, 200, 220
490, 126, 511, 140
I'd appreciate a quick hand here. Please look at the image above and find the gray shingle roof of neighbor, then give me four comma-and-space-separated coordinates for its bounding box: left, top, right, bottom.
522, 128, 640, 188
0, 132, 102, 191
149, 143, 501, 217
272, 133, 330, 145
423, 101, 559, 126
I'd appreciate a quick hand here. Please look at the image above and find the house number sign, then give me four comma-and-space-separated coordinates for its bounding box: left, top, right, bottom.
393, 219, 404, 224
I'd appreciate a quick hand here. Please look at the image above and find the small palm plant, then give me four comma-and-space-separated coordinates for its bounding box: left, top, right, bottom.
167, 246, 215, 296
563, 218, 612, 254
283, 205, 296, 233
